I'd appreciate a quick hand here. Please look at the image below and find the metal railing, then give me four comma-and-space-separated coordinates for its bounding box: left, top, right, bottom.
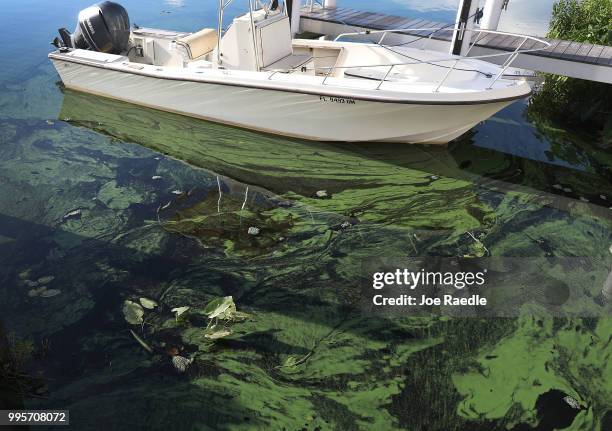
338, 27, 549, 91
285, 10, 550, 92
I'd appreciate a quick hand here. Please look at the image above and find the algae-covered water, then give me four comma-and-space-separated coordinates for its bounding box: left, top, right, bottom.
0, 1, 611, 430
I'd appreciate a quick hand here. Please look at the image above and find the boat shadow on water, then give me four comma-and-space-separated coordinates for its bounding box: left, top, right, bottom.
59, 88, 612, 225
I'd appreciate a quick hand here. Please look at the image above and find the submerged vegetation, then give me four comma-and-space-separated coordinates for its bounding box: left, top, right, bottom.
123, 294, 248, 374
528, 0, 612, 144
0, 89, 610, 428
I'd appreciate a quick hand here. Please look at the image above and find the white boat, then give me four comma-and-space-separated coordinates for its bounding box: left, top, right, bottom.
49, 1, 548, 144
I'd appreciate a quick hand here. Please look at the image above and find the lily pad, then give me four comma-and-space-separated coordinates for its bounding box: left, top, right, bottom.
139, 297, 158, 310
123, 300, 145, 325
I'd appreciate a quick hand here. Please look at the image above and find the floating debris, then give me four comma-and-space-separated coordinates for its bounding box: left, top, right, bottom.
139, 297, 158, 310
204, 329, 232, 340
171, 355, 193, 373
247, 226, 260, 236
315, 190, 328, 199
600, 195, 607, 200
430, 175, 439, 180
62, 209, 82, 220
563, 396, 581, 410
340, 221, 352, 229
152, 175, 163, 180
171, 306, 190, 321
45, 120, 54, 125
154, 157, 161, 161
122, 300, 145, 325
171, 190, 183, 195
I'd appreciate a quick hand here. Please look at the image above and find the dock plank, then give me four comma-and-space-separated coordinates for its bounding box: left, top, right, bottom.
301, 7, 612, 71
560, 41, 581, 57
551, 40, 573, 57
368, 15, 407, 30
474, 33, 500, 46
486, 34, 516, 49
516, 37, 540, 52
496, 35, 529, 51
348, 12, 386, 26
411, 20, 442, 36
385, 18, 421, 32
596, 46, 612, 65
564, 43, 594, 62
537, 39, 562, 57
583, 45, 605, 64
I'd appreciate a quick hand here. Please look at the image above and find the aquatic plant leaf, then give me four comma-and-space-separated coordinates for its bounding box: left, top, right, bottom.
139, 297, 158, 309
203, 296, 235, 319
37, 276, 55, 285
204, 329, 232, 340
230, 310, 250, 321
123, 300, 145, 325
171, 306, 190, 320
129, 329, 153, 354
27, 287, 46, 297
283, 356, 297, 368
39, 289, 61, 298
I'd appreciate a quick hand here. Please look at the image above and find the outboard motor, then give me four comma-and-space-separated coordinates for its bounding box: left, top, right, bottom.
54, 2, 130, 54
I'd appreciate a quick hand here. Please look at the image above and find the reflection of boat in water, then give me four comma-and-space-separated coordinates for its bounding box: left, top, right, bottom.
48, 1, 545, 144
59, 88, 611, 224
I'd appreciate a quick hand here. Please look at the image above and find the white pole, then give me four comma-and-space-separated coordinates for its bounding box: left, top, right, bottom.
450, 0, 479, 56
481, 0, 505, 30
290, 0, 301, 36
324, 0, 337, 9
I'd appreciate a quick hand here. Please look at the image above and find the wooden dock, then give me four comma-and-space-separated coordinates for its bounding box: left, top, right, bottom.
300, 6, 612, 84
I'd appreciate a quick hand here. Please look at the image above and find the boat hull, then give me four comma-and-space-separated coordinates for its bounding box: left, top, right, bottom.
51, 58, 516, 144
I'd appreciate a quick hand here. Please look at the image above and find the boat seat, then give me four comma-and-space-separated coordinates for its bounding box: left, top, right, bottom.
262, 53, 313, 71
176, 28, 218, 60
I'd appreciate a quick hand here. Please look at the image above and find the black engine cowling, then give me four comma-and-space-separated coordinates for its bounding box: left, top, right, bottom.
56, 2, 130, 54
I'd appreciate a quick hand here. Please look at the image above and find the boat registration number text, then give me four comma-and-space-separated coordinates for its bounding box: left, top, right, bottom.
319, 96, 356, 105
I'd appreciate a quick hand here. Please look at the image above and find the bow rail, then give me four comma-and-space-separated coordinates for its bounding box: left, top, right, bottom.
268, 26, 550, 92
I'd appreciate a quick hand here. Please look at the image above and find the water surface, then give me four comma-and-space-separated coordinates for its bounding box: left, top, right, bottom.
0, 1, 610, 430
